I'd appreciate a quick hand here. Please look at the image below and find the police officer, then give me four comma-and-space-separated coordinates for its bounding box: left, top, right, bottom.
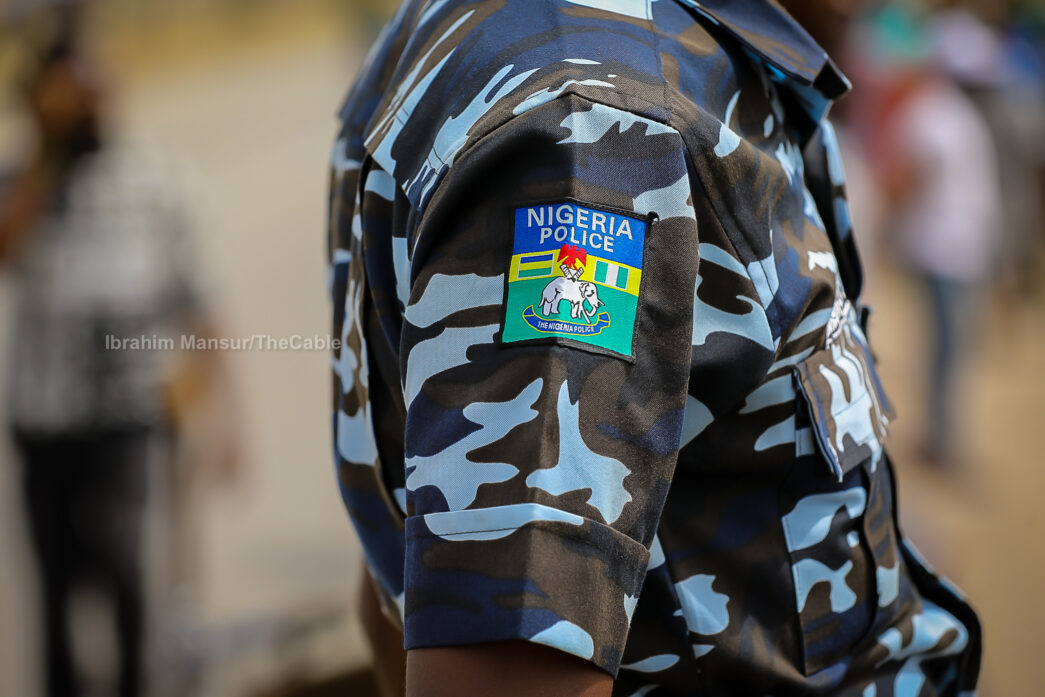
326, 1, 982, 695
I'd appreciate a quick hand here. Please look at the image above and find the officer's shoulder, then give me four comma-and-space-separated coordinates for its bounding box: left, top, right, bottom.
375, 0, 735, 120
356, 0, 732, 208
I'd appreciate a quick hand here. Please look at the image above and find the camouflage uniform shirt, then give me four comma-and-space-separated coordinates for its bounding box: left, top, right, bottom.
327, 1, 982, 694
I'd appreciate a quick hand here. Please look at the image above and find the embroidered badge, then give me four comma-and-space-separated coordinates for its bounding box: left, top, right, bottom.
501, 201, 647, 357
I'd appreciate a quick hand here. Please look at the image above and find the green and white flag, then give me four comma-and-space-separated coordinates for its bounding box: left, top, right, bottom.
593, 260, 630, 290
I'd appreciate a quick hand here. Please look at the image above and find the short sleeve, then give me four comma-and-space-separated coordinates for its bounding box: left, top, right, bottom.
398, 94, 699, 675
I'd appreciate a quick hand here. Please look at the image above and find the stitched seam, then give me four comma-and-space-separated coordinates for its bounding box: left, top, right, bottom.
407, 516, 651, 560
414, 524, 571, 537
414, 90, 691, 241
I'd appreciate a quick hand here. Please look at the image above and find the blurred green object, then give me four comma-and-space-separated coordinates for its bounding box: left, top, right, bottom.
866, 2, 934, 68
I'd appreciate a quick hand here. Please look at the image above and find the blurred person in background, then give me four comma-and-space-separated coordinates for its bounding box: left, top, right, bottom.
874, 6, 1003, 467
946, 3, 1045, 302
0, 26, 237, 697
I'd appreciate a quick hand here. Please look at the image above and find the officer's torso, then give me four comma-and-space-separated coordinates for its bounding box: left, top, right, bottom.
329, 2, 980, 694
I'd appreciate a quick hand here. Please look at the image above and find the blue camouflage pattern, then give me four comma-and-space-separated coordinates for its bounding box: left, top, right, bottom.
326, 0, 982, 694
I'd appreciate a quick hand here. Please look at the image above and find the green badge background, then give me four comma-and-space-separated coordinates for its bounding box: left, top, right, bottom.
502, 278, 638, 355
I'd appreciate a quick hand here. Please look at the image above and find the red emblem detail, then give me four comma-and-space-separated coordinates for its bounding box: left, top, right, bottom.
557, 244, 587, 269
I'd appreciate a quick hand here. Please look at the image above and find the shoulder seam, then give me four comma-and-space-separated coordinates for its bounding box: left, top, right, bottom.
408, 82, 684, 213
416, 88, 689, 219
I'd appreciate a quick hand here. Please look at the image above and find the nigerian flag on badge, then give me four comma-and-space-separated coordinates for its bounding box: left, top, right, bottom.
500, 201, 647, 358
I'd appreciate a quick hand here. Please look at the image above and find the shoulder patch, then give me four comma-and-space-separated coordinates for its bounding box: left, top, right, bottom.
500, 201, 649, 359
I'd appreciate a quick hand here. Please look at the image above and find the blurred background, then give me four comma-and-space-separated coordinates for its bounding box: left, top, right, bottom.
0, 0, 1041, 696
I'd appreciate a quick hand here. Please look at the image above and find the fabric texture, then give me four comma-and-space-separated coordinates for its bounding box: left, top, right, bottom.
327, 1, 981, 694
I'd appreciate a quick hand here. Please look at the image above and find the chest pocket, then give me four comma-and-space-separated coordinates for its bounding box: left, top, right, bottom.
782, 301, 898, 676
793, 305, 895, 481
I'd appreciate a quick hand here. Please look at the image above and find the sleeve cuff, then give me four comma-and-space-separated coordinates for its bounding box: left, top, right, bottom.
403, 503, 650, 676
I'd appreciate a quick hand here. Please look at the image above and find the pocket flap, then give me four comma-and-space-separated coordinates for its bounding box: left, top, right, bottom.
793, 321, 895, 480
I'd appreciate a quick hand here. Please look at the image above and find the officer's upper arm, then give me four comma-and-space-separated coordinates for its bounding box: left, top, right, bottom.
399, 94, 698, 677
